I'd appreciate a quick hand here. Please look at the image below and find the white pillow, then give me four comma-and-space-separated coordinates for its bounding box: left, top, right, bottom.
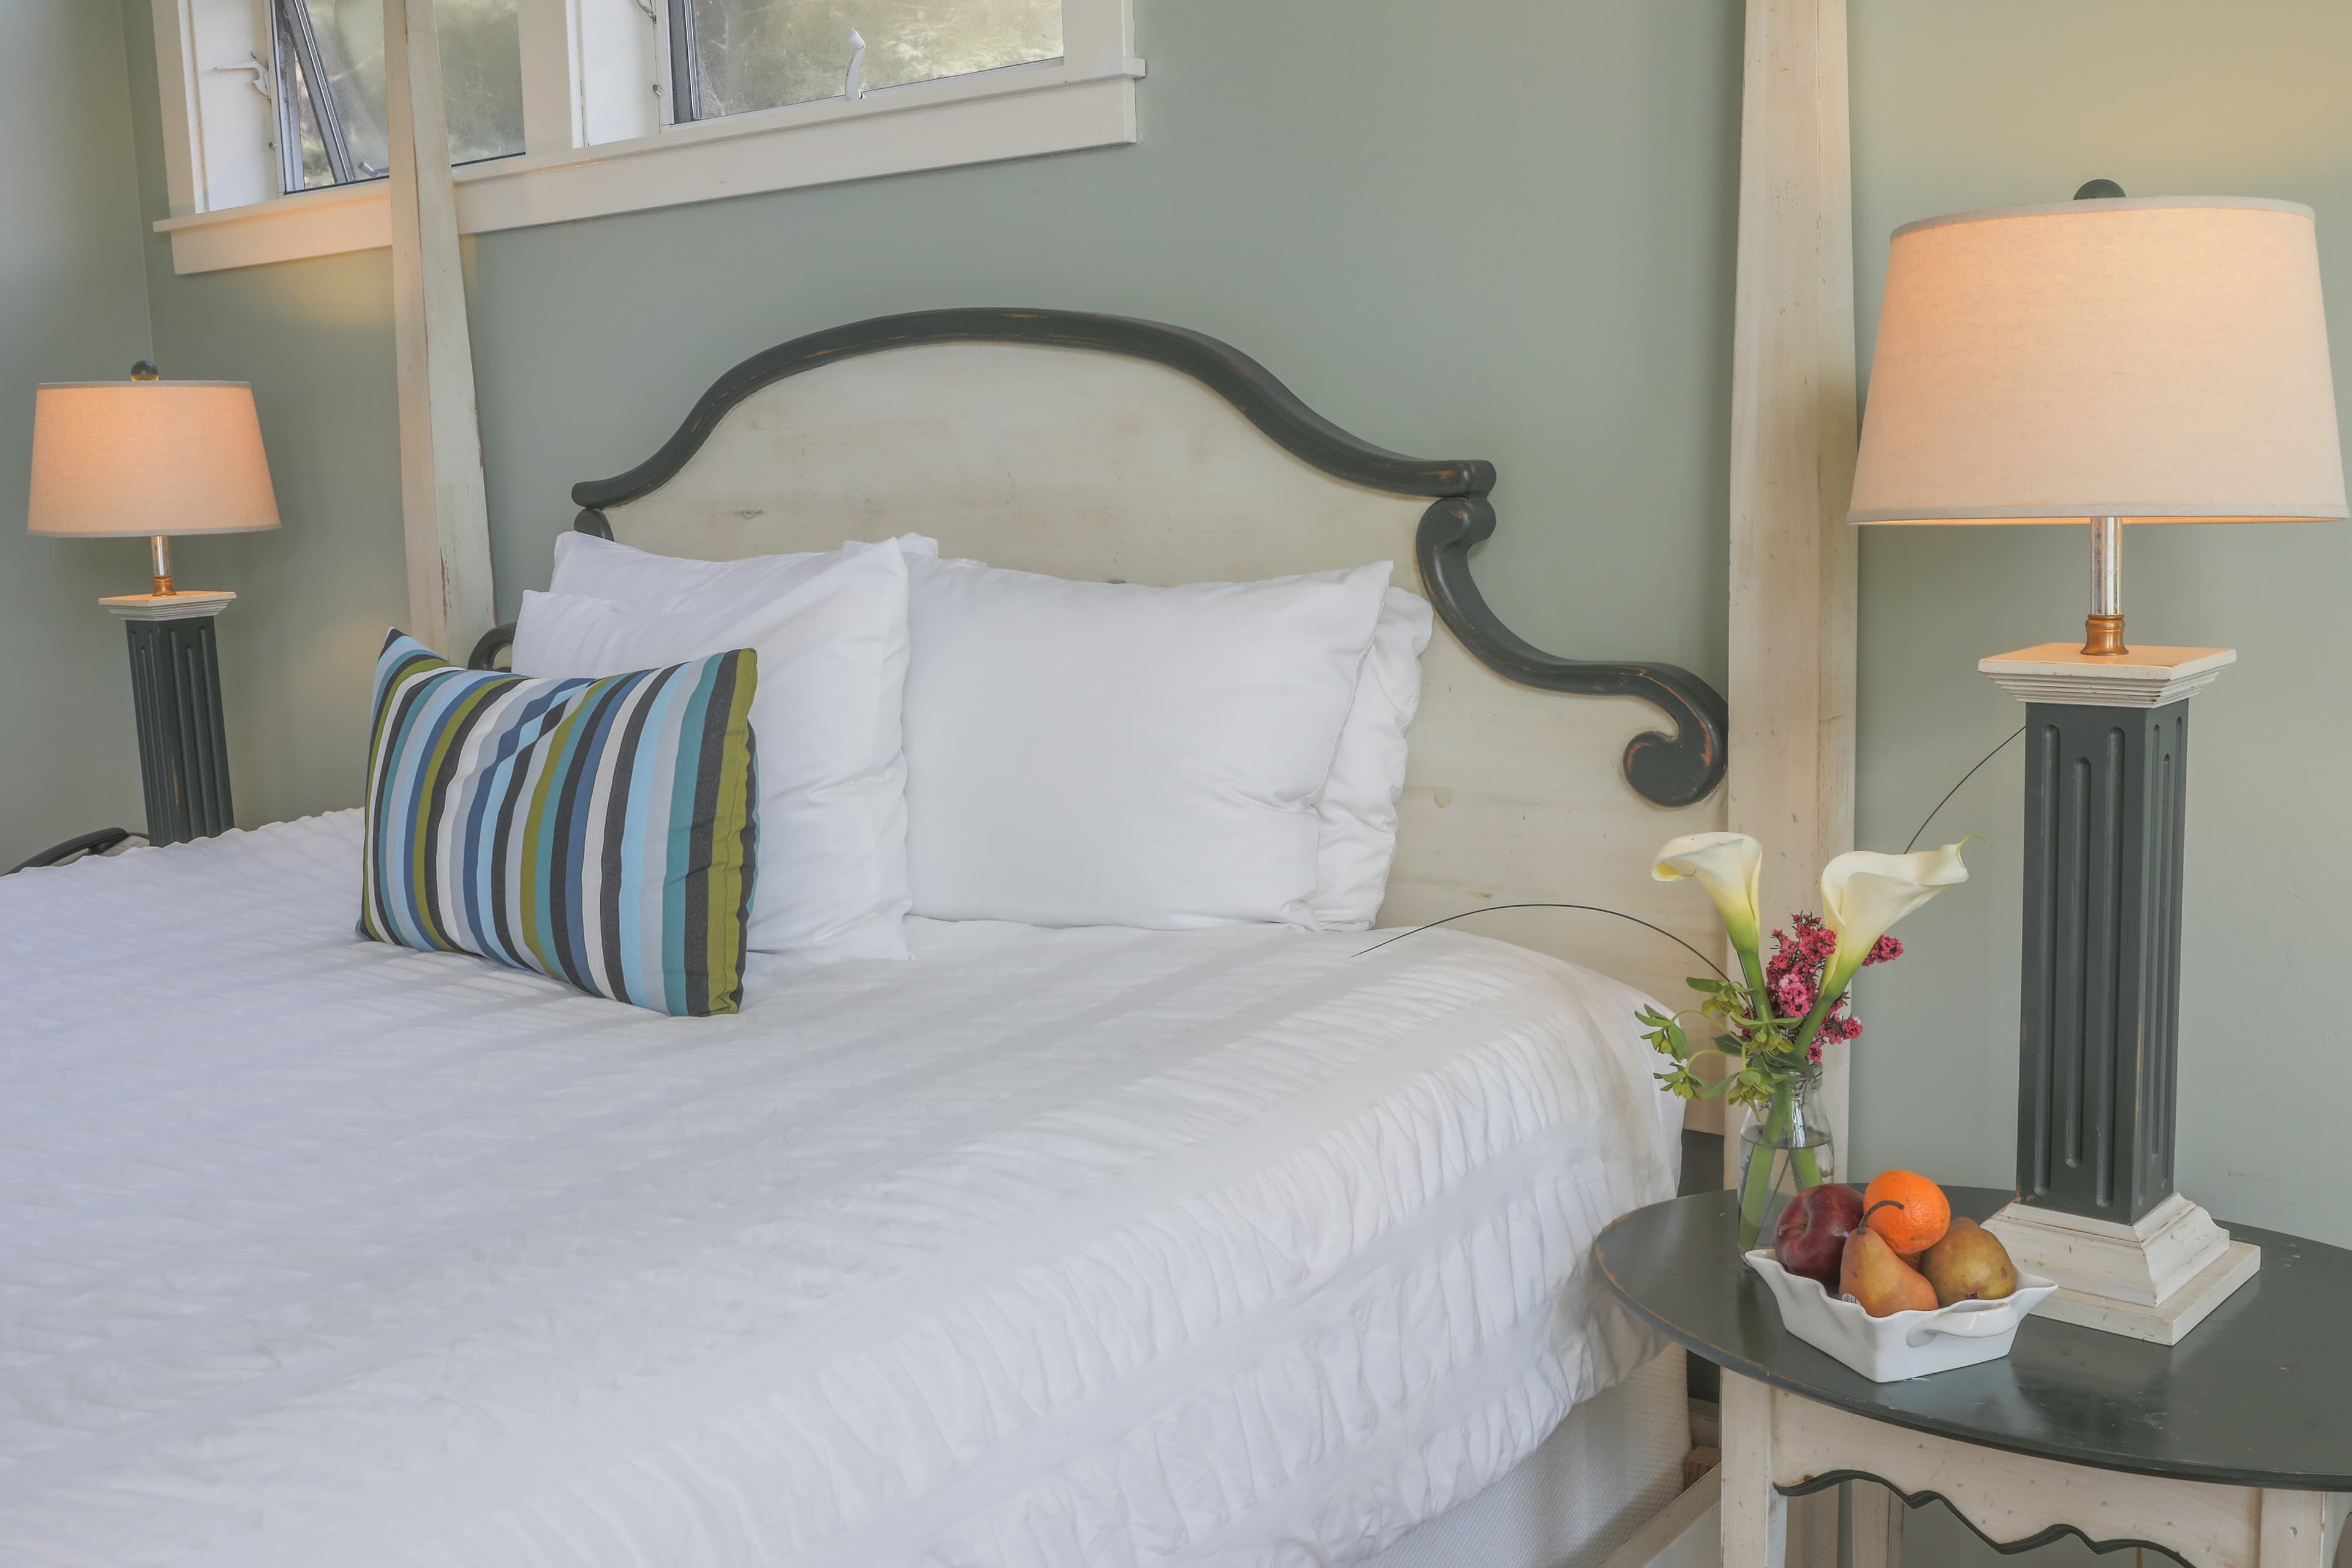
547, 529, 938, 612
1309, 587, 1435, 929
516, 536, 916, 960
903, 557, 1392, 928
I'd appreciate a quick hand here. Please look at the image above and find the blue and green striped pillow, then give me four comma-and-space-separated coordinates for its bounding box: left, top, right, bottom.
358, 630, 759, 1016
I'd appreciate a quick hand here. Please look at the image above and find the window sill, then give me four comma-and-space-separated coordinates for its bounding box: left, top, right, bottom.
155, 56, 1143, 276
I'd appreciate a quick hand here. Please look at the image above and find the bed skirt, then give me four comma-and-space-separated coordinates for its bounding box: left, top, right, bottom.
1368, 1348, 1690, 1568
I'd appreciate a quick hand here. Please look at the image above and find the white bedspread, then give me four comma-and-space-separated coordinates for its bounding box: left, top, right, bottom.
0, 813, 1677, 1567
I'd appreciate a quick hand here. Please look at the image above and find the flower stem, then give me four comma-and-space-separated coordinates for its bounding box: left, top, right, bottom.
1792, 982, 1845, 1060
1740, 948, 1774, 1026
1737, 1085, 1794, 1250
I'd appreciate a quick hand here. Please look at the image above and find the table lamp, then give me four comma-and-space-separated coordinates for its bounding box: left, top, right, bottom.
28, 363, 280, 845
1849, 186, 2348, 1343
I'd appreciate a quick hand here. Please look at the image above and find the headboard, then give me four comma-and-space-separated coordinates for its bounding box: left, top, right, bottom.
532, 309, 1730, 1002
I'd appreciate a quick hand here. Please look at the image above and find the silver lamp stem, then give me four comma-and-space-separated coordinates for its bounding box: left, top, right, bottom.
150, 533, 175, 597
2083, 516, 2124, 655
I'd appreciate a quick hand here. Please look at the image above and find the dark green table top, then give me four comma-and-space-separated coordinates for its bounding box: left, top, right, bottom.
1596, 1187, 2352, 1490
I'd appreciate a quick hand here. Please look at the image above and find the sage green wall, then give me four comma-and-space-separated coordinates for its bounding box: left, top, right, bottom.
1846, 3, 2352, 1256
0, 3, 157, 867
462, 0, 1743, 677
113, 0, 1745, 837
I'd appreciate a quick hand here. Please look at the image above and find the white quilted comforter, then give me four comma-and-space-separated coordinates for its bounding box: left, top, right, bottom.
0, 813, 1677, 1567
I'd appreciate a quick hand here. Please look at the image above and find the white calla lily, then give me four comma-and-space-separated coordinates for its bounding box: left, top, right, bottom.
1818, 842, 1970, 998
1652, 832, 1765, 954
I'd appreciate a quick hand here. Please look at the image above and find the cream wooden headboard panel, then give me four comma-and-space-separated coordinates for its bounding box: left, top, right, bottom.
552, 310, 1728, 1005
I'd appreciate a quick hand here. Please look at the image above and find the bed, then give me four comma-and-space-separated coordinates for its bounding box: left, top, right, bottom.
1, 311, 1729, 1566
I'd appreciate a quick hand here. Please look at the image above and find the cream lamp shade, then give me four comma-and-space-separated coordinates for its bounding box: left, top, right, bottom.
27, 380, 280, 539
1849, 195, 2347, 526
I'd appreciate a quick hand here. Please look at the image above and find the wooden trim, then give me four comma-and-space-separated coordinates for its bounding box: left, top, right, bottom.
157, 64, 1141, 275
383, 0, 497, 658
567, 308, 1730, 807
150, 0, 202, 215
1726, 1380, 2351, 1568
1723, 0, 1860, 1175
514, 0, 582, 154
1784, 1470, 2194, 1566
1418, 497, 1725, 808
570, 309, 1493, 507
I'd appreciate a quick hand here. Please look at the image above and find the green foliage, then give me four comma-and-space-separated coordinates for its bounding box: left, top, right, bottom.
689, 0, 1063, 118
298, 0, 527, 183
1638, 975, 1812, 1112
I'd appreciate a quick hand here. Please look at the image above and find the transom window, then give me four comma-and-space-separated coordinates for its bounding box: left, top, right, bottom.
268, 0, 525, 191
151, 0, 1137, 274
670, 0, 1063, 122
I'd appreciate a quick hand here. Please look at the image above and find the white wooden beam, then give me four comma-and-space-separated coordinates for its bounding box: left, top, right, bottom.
1724, 0, 1860, 1178
1598, 1469, 1722, 1568
382, 0, 497, 658
514, 0, 584, 154
149, 0, 203, 214
1850, 1480, 1905, 1568
1721, 1374, 1787, 1568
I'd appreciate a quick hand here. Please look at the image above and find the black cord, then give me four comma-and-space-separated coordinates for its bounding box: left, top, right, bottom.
1904, 725, 2024, 853
1352, 902, 1731, 979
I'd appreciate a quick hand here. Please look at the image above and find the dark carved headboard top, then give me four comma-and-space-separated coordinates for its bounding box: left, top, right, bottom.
549, 309, 1725, 807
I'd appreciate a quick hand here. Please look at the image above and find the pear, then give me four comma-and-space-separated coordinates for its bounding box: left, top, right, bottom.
1839, 1222, 1938, 1316
1920, 1216, 2019, 1307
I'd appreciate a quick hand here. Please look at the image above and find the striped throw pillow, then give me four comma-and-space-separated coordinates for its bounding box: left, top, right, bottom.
358, 630, 759, 1016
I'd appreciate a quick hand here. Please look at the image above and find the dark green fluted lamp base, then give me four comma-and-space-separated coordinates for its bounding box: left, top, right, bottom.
106, 592, 237, 846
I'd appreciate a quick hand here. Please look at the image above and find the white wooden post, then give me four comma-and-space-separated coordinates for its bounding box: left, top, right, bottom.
2257, 1491, 2337, 1568
382, 0, 497, 658
1724, 10, 1857, 1557
1725, 0, 1860, 1175
514, 0, 584, 154
1721, 1373, 1787, 1568
1850, 1480, 1905, 1568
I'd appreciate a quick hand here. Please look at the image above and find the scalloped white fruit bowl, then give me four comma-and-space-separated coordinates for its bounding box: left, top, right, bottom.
1743, 1250, 2059, 1382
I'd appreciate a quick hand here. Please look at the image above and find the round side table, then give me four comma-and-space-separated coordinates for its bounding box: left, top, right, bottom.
1596, 1187, 2352, 1568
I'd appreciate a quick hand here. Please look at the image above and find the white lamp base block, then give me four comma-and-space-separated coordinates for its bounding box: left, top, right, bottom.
1978, 642, 2234, 708
1985, 1194, 2261, 1345
100, 590, 236, 622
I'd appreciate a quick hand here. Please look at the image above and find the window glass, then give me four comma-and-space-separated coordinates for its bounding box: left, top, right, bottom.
286, 49, 337, 188
285, 0, 525, 187
683, 0, 1062, 120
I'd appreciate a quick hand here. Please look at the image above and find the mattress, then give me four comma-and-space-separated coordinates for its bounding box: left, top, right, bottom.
0, 812, 1681, 1567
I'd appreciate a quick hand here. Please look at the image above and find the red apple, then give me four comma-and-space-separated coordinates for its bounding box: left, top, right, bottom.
1774, 1183, 1866, 1289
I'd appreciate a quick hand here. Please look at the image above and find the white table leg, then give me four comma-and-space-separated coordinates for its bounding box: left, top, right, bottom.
1788, 1489, 1838, 1568
2261, 1491, 2333, 1568
1850, 1479, 1904, 1568
1722, 1373, 1786, 1568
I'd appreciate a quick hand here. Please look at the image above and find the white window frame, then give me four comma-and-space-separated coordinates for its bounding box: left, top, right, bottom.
151, 0, 1140, 275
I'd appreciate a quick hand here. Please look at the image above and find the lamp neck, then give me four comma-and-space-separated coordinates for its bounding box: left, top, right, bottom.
150, 534, 175, 597
2083, 516, 2125, 656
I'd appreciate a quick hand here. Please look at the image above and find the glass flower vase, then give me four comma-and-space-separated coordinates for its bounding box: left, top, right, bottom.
1735, 1068, 1834, 1253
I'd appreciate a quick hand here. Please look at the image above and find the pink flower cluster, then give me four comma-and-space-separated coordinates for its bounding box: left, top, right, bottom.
1763, 913, 1901, 1062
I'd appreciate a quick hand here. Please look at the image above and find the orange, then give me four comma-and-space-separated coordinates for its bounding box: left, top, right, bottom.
1861, 1170, 1951, 1259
